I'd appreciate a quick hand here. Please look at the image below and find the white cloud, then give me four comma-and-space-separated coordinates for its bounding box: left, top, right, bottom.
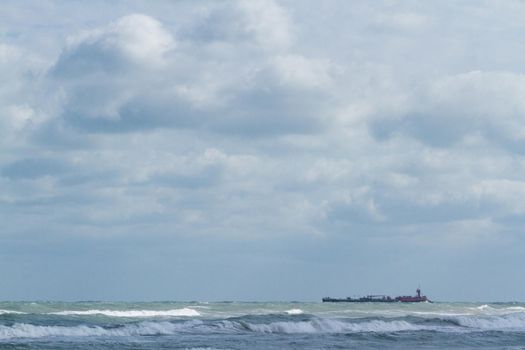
45, 6, 334, 136
364, 70, 525, 150
57, 14, 174, 74
270, 54, 334, 89
426, 71, 525, 141
471, 179, 525, 215
1, 105, 35, 131
237, 0, 293, 50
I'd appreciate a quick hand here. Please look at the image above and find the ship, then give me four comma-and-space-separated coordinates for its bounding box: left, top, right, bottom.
322, 288, 431, 303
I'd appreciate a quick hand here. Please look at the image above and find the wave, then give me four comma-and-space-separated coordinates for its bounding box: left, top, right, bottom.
242, 319, 443, 334
0, 321, 195, 340
48, 308, 200, 317
4, 313, 525, 339
285, 309, 304, 315
476, 304, 492, 310
506, 306, 525, 312
0, 319, 445, 339
242, 314, 525, 334
0, 310, 25, 315
450, 313, 525, 330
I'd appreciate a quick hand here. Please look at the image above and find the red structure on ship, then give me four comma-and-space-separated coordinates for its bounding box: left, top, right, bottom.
394, 288, 429, 302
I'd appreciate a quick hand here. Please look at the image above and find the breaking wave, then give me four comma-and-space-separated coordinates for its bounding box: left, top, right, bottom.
4, 313, 525, 340
0, 321, 194, 340
49, 308, 200, 317
476, 304, 491, 310
506, 306, 525, 312
243, 319, 432, 333
450, 313, 525, 330
0, 310, 25, 315
285, 309, 304, 315
0, 319, 443, 339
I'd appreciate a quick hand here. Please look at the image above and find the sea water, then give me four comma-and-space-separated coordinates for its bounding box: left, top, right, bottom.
1, 301, 525, 349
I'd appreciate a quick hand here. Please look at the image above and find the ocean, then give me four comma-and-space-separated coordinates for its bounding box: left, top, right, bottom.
1, 301, 525, 349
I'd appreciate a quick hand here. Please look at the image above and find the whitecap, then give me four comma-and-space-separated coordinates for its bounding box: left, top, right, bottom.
49, 308, 200, 317
244, 319, 442, 334
0, 309, 25, 315
449, 313, 525, 330
0, 321, 201, 340
285, 309, 304, 315
506, 306, 525, 312
476, 304, 491, 310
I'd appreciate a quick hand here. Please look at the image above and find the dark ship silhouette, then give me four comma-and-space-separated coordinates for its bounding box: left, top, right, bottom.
323, 288, 431, 303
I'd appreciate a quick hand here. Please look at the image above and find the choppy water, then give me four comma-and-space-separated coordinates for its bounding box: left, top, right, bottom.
1, 301, 525, 349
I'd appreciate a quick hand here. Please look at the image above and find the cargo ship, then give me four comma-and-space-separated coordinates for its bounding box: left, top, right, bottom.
322, 288, 430, 303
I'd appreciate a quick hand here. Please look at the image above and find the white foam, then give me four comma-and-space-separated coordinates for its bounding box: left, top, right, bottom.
244, 319, 436, 334
452, 313, 525, 330
0, 309, 25, 315
0, 321, 199, 340
506, 306, 525, 312
476, 304, 491, 310
285, 309, 304, 315
0, 323, 108, 339
411, 311, 470, 317
49, 308, 200, 317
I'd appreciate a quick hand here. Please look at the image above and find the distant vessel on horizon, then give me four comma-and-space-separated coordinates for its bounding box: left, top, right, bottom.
323, 287, 431, 303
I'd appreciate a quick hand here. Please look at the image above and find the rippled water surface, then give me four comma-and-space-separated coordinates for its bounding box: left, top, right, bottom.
1, 301, 525, 349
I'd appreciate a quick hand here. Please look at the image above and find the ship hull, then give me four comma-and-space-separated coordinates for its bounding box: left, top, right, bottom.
322, 298, 428, 303
323, 288, 431, 303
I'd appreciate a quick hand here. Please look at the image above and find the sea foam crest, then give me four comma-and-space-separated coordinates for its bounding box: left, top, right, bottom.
506, 306, 525, 312
285, 309, 304, 315
476, 304, 491, 310
452, 313, 525, 330
0, 319, 443, 339
49, 308, 200, 317
0, 310, 25, 315
0, 321, 200, 339
244, 319, 430, 334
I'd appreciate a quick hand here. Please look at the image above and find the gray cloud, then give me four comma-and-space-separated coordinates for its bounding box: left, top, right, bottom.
369, 71, 525, 150
47, 6, 332, 137
2, 158, 69, 179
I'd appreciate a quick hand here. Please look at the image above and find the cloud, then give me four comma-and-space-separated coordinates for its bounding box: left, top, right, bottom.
368, 71, 525, 150
49, 14, 175, 127
0, 42, 50, 149
5, 3, 525, 241
374, 12, 429, 30
187, 0, 292, 50
47, 5, 334, 137
1, 158, 69, 180
236, 0, 293, 50
53, 14, 174, 77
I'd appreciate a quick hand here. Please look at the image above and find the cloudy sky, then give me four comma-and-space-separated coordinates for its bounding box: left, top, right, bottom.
1, 0, 525, 301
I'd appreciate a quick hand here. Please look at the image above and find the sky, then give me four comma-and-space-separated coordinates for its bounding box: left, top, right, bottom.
1, 0, 525, 302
